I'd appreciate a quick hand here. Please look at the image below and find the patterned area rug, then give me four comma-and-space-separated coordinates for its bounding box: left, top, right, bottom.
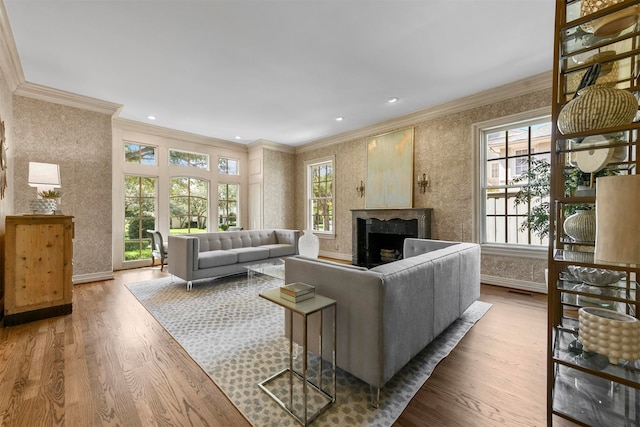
126, 274, 491, 426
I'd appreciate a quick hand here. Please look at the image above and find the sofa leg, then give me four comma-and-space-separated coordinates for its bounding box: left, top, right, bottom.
369, 385, 380, 408
186, 281, 192, 291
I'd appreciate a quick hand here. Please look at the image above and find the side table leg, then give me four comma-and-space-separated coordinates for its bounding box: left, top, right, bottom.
303, 314, 308, 425
318, 310, 323, 392
333, 304, 336, 401
289, 310, 293, 409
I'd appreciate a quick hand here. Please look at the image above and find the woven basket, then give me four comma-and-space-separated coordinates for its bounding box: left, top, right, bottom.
557, 85, 637, 134
566, 51, 619, 94
581, 0, 640, 35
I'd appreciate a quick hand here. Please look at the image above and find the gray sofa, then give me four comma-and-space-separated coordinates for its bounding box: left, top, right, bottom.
169, 229, 299, 290
284, 238, 480, 405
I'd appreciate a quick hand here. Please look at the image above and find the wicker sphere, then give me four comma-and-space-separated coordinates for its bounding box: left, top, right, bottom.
557, 85, 637, 134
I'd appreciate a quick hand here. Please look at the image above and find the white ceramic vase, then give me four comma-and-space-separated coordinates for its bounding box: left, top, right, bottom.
579, 307, 640, 364
298, 230, 319, 258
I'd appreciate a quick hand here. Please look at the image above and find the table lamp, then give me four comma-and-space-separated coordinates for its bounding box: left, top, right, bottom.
27, 162, 61, 214
595, 174, 640, 265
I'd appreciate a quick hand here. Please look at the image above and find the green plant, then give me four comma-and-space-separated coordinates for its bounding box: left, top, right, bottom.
512, 158, 617, 240
512, 159, 552, 240
38, 189, 61, 199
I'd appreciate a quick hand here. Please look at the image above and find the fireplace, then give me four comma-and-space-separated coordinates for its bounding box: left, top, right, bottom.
351, 208, 432, 267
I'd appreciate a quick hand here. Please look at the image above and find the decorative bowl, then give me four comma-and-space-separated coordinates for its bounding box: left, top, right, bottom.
567, 265, 625, 286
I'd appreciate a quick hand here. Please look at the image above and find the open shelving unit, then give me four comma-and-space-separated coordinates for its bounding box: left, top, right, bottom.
549, 1, 640, 425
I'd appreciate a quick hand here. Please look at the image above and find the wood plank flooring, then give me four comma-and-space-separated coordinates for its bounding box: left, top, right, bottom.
0, 267, 578, 426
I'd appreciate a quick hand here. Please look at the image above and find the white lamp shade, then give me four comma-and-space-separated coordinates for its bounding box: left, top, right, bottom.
28, 162, 61, 189
595, 175, 640, 265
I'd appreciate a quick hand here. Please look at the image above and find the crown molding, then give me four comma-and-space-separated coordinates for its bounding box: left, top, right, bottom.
14, 81, 122, 115
296, 71, 553, 154
0, 1, 24, 91
247, 139, 296, 154
113, 117, 247, 151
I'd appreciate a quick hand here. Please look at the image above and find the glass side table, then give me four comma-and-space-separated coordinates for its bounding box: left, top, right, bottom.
245, 259, 285, 286
258, 287, 336, 426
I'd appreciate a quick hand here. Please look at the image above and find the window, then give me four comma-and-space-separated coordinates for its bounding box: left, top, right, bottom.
169, 177, 208, 234
124, 175, 156, 261
514, 149, 530, 176
306, 158, 334, 234
481, 118, 551, 246
218, 157, 239, 175
125, 143, 156, 165
169, 149, 209, 170
218, 183, 238, 230
490, 162, 500, 180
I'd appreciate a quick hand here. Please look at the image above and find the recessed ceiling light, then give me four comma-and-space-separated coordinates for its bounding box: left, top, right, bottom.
234, 136, 242, 140
146, 115, 156, 120
388, 97, 399, 103
336, 116, 344, 121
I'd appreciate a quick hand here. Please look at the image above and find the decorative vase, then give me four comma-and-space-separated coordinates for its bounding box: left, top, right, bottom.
579, 307, 640, 364
563, 209, 596, 242
557, 85, 638, 135
28, 198, 57, 214
298, 230, 319, 258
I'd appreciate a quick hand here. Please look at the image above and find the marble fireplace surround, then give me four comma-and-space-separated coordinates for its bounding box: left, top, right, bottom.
351, 208, 432, 267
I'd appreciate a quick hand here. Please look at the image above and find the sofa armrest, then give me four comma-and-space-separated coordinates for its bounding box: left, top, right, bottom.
274, 229, 300, 254
168, 235, 198, 281
284, 256, 385, 387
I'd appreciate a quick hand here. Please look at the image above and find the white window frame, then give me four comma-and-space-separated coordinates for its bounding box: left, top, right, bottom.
169, 148, 210, 170
218, 156, 240, 176
304, 155, 335, 238
472, 107, 550, 260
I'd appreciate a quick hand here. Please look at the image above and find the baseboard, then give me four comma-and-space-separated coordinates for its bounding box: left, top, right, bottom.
73, 271, 114, 285
481, 274, 547, 294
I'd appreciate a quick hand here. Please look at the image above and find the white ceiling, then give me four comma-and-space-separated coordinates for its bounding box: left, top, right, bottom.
4, 0, 555, 147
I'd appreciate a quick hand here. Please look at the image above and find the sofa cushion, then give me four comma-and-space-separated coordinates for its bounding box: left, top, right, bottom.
229, 246, 270, 263
198, 250, 238, 269
261, 244, 296, 258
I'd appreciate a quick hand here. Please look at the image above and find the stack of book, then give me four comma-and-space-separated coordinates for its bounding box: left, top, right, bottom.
280, 282, 315, 303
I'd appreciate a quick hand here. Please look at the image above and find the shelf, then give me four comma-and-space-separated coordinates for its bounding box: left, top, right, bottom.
553, 364, 640, 426
554, 322, 640, 386
554, 250, 640, 271
550, 1, 640, 424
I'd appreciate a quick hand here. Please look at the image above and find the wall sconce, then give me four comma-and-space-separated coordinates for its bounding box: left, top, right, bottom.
356, 180, 365, 198
417, 173, 429, 193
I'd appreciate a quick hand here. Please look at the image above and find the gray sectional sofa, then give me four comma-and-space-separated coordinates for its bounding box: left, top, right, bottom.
284, 238, 481, 406
169, 229, 299, 290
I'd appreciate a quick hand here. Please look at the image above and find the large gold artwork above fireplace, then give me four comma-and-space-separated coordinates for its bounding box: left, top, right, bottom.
351, 208, 432, 267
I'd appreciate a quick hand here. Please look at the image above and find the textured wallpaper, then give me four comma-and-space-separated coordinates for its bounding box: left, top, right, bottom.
12, 96, 113, 279
295, 88, 552, 285
263, 148, 295, 229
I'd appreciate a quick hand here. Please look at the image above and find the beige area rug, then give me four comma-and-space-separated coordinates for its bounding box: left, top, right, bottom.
126, 274, 491, 426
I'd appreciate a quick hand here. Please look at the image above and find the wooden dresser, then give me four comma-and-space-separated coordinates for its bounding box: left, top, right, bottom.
4, 215, 74, 326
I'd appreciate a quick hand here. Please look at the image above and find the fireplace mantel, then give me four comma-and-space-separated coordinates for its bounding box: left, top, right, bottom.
351, 208, 432, 267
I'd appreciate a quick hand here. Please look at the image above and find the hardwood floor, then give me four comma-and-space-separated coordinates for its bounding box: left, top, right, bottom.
0, 268, 578, 426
